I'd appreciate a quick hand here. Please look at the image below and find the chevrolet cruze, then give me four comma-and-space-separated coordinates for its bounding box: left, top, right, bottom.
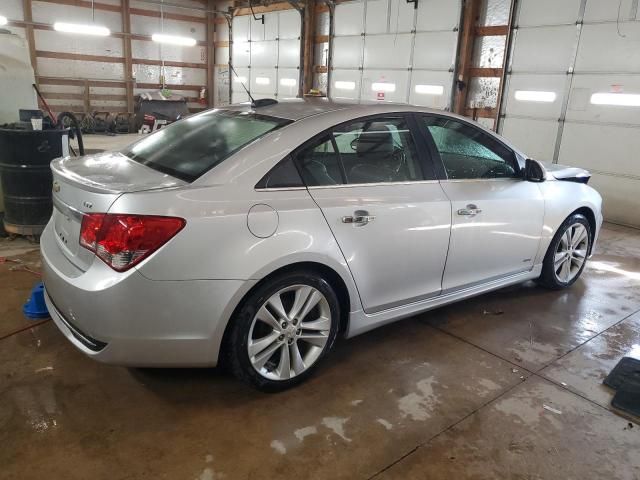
42, 98, 603, 391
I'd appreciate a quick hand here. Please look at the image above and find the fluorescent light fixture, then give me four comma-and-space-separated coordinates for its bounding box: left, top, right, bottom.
53, 22, 110, 36
335, 80, 356, 90
372, 82, 396, 92
233, 76, 247, 83
590, 92, 640, 107
255, 77, 270, 85
0, 15, 8, 26
151, 33, 196, 47
415, 84, 444, 95
514, 90, 556, 102
280, 78, 296, 87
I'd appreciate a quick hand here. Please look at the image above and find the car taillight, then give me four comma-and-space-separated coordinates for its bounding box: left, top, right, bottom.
79, 213, 185, 272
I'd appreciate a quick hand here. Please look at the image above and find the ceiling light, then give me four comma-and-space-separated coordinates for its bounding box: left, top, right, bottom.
335, 81, 356, 90
151, 33, 197, 47
372, 82, 396, 92
514, 90, 556, 102
590, 92, 640, 107
0, 15, 8, 26
255, 77, 270, 85
53, 22, 110, 36
280, 78, 296, 87
415, 84, 444, 95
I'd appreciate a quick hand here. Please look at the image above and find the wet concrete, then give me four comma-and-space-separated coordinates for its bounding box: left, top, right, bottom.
1, 223, 639, 479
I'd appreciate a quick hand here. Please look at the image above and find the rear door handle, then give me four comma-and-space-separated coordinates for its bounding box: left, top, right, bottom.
342, 210, 375, 226
457, 204, 482, 217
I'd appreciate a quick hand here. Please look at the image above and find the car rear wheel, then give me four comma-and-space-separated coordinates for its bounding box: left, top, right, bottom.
538, 213, 591, 289
227, 271, 340, 391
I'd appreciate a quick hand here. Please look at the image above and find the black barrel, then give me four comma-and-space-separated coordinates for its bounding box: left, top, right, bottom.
0, 128, 69, 235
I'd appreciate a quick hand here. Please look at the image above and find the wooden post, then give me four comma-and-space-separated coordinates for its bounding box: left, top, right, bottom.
453, 0, 481, 115
302, 0, 316, 95
22, 0, 38, 84
207, 0, 216, 107
122, 0, 134, 113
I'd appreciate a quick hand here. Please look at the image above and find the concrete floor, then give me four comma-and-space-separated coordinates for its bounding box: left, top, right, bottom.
1, 223, 639, 479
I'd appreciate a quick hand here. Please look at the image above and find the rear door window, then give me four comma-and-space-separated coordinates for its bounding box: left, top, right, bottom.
122, 110, 290, 182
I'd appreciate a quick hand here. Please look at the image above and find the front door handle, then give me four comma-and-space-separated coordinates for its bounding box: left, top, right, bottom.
457, 204, 482, 217
342, 210, 375, 226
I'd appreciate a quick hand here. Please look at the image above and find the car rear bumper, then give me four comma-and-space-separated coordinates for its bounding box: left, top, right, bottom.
41, 221, 254, 367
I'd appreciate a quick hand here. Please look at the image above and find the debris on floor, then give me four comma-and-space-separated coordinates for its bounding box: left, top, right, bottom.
543, 404, 563, 415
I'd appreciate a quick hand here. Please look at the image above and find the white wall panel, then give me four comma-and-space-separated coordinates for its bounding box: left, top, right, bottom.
35, 30, 123, 57
361, 70, 409, 103
250, 15, 278, 41
233, 16, 251, 43
365, 0, 389, 34
250, 41, 278, 68
415, 0, 460, 30
1, 0, 24, 20
576, 23, 640, 73
510, 26, 575, 72
408, 70, 451, 109
277, 68, 299, 99
279, 10, 301, 39
412, 31, 457, 70
363, 34, 412, 69
501, 118, 558, 161
332, 36, 363, 68
331, 70, 361, 100
517, 0, 581, 26
566, 74, 640, 125
278, 39, 300, 68
584, 0, 638, 22
32, 3, 122, 31
38, 58, 125, 80
335, 1, 365, 35
250, 68, 277, 96
558, 123, 640, 178
589, 174, 640, 227
232, 41, 251, 67
502, 74, 565, 118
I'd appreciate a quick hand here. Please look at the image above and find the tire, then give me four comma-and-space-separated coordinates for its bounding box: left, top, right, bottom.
227, 271, 340, 392
538, 213, 591, 289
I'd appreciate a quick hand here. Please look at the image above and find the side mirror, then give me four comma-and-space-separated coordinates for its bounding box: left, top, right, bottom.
524, 158, 546, 182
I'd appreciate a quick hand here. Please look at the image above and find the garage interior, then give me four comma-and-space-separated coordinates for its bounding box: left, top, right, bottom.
1, 0, 639, 478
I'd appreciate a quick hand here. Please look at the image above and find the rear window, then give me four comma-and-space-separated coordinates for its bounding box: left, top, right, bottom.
122, 110, 291, 182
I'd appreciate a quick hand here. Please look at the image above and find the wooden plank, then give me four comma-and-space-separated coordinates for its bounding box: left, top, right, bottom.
41, 92, 84, 100
38, 76, 126, 88
207, 0, 216, 107
453, 0, 481, 114
22, 0, 38, 82
214, 40, 230, 48
136, 82, 201, 91
91, 94, 128, 101
37, 50, 125, 63
133, 58, 207, 69
314, 34, 329, 43
235, 2, 292, 16
303, 0, 316, 95
465, 107, 497, 119
313, 65, 328, 73
474, 25, 509, 36
34, 0, 121, 13
468, 67, 503, 77
122, 0, 134, 113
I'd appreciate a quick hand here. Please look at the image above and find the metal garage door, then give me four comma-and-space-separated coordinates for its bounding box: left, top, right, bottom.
330, 0, 461, 109
231, 10, 301, 103
499, 0, 640, 227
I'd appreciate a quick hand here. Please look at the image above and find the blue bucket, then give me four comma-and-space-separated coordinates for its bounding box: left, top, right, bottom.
23, 282, 50, 319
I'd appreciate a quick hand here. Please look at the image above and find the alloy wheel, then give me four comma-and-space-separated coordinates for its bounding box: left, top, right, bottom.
247, 285, 332, 381
553, 222, 589, 283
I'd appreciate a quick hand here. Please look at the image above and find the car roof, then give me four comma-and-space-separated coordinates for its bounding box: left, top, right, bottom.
222, 97, 445, 121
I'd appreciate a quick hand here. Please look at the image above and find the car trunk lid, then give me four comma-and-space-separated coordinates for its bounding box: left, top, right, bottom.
50, 152, 186, 271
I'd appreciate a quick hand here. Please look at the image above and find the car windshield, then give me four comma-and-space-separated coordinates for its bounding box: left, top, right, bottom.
122, 109, 291, 182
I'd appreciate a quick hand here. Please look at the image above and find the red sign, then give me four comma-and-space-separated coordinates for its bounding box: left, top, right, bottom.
377, 91, 385, 101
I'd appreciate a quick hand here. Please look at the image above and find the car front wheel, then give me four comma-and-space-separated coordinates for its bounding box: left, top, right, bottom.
538, 213, 591, 289
227, 271, 340, 391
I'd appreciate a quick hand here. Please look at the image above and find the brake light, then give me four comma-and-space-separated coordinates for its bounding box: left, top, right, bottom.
79, 213, 185, 271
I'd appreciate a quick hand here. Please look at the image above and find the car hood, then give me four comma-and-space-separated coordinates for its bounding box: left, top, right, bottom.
540, 161, 591, 183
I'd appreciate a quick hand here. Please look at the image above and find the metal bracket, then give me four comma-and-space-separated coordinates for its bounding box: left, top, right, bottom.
406, 0, 418, 9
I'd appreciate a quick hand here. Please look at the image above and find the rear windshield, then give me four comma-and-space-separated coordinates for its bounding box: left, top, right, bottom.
122, 110, 291, 182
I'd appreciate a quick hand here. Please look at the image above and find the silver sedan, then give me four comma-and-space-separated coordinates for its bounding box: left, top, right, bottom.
42, 99, 603, 390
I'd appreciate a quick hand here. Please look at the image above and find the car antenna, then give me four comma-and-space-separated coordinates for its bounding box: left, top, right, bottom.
229, 64, 256, 105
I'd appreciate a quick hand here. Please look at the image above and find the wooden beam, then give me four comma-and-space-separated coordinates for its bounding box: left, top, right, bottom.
134, 58, 207, 69
314, 34, 329, 43
313, 65, 328, 73
22, 0, 38, 83
474, 25, 509, 36
38, 77, 127, 88
136, 82, 202, 91
235, 2, 292, 16
36, 50, 207, 69
453, 0, 481, 114
122, 0, 134, 113
303, 1, 316, 95
468, 67, 503, 77
464, 107, 497, 119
